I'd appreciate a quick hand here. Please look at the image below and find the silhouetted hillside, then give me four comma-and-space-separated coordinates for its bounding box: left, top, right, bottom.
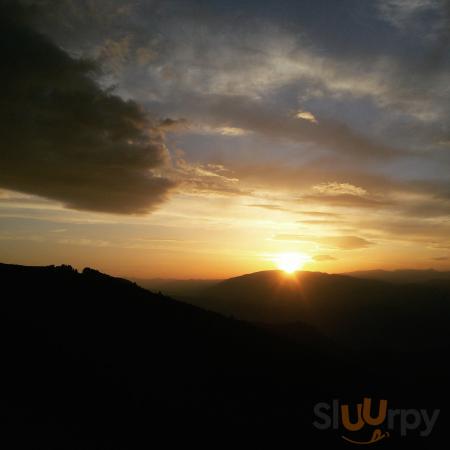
1, 263, 449, 448
0, 263, 348, 447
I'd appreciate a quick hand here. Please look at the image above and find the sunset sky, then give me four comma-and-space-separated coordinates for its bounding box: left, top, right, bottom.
1, 0, 449, 278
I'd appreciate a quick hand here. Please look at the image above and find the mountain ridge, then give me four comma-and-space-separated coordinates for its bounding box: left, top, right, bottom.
2, 262, 449, 446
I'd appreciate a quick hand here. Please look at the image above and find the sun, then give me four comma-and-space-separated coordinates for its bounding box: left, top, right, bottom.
273, 252, 311, 274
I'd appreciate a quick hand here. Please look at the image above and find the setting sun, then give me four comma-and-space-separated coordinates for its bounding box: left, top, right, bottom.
274, 252, 311, 273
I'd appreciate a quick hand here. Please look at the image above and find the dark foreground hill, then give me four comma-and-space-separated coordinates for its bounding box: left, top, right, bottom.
1, 263, 449, 448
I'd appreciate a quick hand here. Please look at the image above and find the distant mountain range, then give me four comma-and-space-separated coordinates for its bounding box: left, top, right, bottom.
136, 269, 450, 350
136, 268, 450, 299
343, 269, 450, 284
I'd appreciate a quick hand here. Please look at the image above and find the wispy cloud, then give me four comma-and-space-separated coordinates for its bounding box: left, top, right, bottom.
313, 254, 337, 261
274, 234, 374, 250
295, 110, 318, 124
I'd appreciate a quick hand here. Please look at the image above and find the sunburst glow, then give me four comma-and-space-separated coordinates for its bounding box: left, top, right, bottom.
273, 252, 311, 273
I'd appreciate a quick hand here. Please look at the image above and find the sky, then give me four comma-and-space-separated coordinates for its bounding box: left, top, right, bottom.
0, 0, 449, 278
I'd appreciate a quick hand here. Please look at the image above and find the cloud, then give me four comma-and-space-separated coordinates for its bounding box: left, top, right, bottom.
0, 3, 174, 214
319, 235, 373, 250
158, 118, 189, 131
170, 94, 403, 161
217, 127, 248, 136
400, 198, 450, 218
274, 234, 373, 250
98, 35, 132, 74
360, 216, 450, 243
298, 219, 337, 225
33, 0, 450, 139
170, 157, 245, 197
4, 1, 449, 225
312, 182, 367, 196
433, 256, 449, 261
165, 121, 249, 137
192, 125, 249, 136
247, 203, 288, 212
377, 0, 442, 31
301, 193, 389, 209
295, 110, 318, 124
313, 254, 336, 261
299, 211, 341, 218
228, 162, 404, 212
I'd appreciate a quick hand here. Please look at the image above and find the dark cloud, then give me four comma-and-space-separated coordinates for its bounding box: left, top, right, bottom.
158, 118, 188, 131
30, 0, 449, 161
164, 94, 404, 161
0, 3, 175, 214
